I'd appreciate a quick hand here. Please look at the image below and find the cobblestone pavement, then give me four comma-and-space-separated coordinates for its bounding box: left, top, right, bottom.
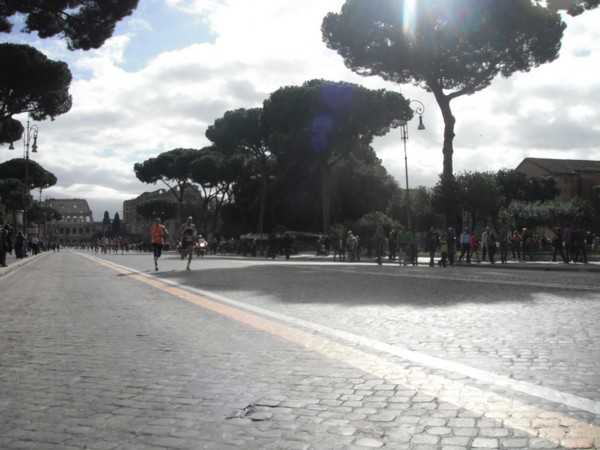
0, 251, 599, 449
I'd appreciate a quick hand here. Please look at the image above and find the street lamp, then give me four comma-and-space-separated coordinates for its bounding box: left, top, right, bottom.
23, 118, 39, 234
399, 100, 425, 229
6, 118, 39, 233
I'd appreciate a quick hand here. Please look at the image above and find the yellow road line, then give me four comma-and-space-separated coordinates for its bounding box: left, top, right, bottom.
82, 254, 600, 449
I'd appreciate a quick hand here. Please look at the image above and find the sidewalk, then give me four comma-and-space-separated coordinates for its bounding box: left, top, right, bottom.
0, 251, 46, 277
3, 251, 600, 279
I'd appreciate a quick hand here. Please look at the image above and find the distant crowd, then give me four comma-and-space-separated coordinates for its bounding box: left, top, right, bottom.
313, 224, 598, 266
2, 222, 598, 269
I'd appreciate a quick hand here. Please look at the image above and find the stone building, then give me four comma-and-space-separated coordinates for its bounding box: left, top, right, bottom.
516, 158, 600, 207
43, 198, 101, 244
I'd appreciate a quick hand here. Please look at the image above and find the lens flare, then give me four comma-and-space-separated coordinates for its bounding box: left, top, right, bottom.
403, 0, 418, 37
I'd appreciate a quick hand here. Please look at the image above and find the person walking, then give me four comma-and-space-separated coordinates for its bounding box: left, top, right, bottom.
151, 217, 169, 271
178, 216, 197, 270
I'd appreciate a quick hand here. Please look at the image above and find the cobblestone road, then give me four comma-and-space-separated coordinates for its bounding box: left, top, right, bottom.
1, 251, 599, 449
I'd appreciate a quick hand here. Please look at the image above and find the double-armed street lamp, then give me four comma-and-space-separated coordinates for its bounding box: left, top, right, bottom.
399, 100, 425, 229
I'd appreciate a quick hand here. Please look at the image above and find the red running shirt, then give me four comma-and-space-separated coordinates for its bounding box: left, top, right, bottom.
152, 225, 167, 245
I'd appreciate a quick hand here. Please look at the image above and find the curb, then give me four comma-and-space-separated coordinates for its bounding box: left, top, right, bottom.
0, 252, 46, 278
290, 254, 600, 272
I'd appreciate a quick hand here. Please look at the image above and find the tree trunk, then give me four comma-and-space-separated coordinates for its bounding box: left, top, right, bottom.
432, 88, 457, 228
258, 157, 268, 237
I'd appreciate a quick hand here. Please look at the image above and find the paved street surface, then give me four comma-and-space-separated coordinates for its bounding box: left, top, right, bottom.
1, 250, 600, 449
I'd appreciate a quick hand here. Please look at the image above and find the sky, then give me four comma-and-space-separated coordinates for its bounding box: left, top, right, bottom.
1, 0, 599, 221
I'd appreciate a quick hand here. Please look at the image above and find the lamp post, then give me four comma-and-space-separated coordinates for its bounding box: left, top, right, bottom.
23, 118, 39, 234
7, 118, 39, 233
399, 100, 425, 229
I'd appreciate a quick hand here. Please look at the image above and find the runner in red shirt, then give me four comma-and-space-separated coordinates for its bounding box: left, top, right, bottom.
151, 217, 169, 271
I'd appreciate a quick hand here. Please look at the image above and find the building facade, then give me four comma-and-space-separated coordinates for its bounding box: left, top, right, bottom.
516, 158, 600, 207
42, 198, 103, 244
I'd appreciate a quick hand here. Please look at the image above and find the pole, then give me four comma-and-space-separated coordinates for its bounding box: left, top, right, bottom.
399, 100, 426, 233
402, 123, 410, 228
22, 119, 39, 235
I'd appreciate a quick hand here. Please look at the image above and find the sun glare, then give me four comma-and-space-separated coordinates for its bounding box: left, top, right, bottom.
403, 0, 418, 37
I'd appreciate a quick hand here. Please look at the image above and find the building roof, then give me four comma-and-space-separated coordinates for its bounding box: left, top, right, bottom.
45, 198, 92, 215
123, 189, 175, 206
516, 158, 600, 174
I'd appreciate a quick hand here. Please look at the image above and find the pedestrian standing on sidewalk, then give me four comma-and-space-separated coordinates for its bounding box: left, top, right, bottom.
178, 216, 197, 270
499, 228, 509, 264
470, 231, 480, 263
354, 235, 362, 262
511, 228, 522, 260
15, 231, 25, 259
346, 231, 355, 262
425, 227, 439, 267
522, 227, 534, 261
447, 227, 456, 266
408, 234, 419, 266
458, 227, 471, 263
438, 233, 448, 267
373, 226, 386, 265
481, 227, 490, 262
338, 234, 346, 262
388, 229, 397, 261
396, 226, 410, 266
0, 225, 8, 267
573, 227, 588, 263
552, 227, 567, 263
562, 223, 574, 263
283, 232, 293, 260
151, 217, 169, 271
487, 229, 497, 263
